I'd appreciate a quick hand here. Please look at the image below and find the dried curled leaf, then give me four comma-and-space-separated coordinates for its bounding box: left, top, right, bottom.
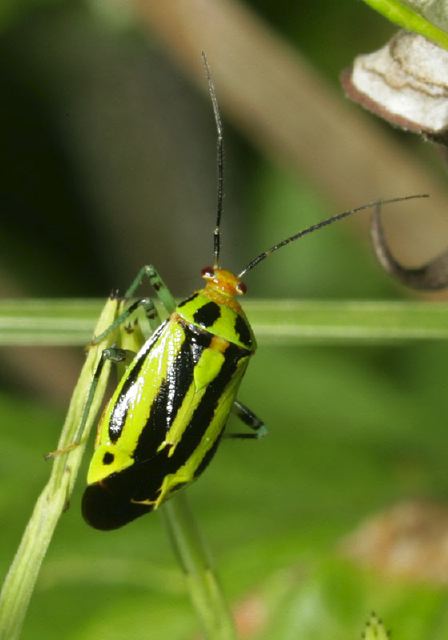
342, 31, 448, 142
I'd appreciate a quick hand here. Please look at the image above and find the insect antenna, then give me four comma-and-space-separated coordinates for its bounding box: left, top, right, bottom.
202, 52, 224, 269
238, 194, 429, 278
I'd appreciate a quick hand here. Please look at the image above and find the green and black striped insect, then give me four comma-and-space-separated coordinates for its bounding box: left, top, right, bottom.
81, 56, 426, 530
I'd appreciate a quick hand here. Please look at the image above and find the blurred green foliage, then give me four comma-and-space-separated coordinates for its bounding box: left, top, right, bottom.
1, 1, 448, 639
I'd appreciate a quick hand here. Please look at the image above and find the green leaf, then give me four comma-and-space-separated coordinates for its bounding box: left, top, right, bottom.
362, 0, 448, 51
1, 299, 448, 346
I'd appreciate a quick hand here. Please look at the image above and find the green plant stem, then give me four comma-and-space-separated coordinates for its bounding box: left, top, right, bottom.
362, 0, 448, 50
1, 299, 448, 345
0, 299, 119, 640
162, 494, 237, 640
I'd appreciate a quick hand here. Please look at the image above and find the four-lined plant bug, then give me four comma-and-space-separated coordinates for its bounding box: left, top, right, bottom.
81, 54, 427, 530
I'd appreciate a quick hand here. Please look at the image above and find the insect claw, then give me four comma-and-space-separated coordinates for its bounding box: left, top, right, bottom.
124, 322, 135, 334
371, 203, 448, 290
130, 497, 155, 506
44, 441, 80, 460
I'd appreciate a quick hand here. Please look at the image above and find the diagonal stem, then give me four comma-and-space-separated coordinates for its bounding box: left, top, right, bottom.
162, 493, 237, 640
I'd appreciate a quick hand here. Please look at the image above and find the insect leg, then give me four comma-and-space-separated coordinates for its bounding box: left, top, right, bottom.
225, 400, 268, 439
90, 297, 160, 345
45, 347, 131, 459
91, 265, 175, 345
125, 264, 176, 314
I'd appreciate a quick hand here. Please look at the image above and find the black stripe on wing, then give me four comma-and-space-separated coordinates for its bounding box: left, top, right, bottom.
108, 320, 168, 442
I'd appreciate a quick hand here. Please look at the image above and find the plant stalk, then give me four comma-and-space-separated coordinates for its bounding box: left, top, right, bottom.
162, 493, 237, 640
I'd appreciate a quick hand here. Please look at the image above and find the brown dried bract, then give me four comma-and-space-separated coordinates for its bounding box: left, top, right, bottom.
341, 31, 448, 142
341, 500, 448, 584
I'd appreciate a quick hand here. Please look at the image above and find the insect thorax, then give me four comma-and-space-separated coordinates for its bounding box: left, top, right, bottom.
176, 289, 256, 352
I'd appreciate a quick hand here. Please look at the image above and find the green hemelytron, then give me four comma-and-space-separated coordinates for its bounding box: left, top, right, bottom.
81, 56, 424, 530
82, 266, 260, 529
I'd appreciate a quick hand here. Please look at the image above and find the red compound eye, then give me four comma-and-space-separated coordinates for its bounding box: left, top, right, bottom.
201, 266, 214, 278
236, 281, 247, 295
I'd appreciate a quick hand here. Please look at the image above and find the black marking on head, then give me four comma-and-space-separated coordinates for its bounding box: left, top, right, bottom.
193, 301, 221, 328
153, 281, 161, 291
177, 292, 199, 308
234, 314, 253, 348
103, 452, 115, 465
